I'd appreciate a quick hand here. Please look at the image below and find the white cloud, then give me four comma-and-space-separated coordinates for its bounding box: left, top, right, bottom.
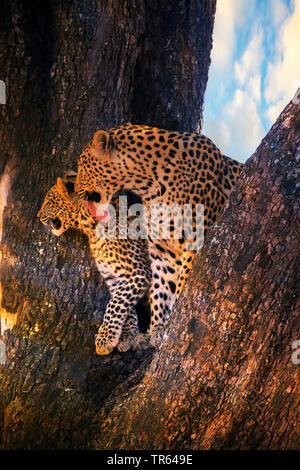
205, 86, 265, 163
204, 112, 230, 153
265, 98, 288, 124
265, 0, 300, 124
270, 0, 290, 26
205, 20, 265, 162
225, 89, 265, 159
234, 31, 264, 86
248, 74, 261, 103
210, 0, 247, 73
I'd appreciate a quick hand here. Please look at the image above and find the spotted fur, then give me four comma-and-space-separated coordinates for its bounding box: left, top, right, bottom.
76, 124, 243, 346
37, 173, 151, 355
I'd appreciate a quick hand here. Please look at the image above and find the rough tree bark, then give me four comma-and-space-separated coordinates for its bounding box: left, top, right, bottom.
0, 0, 216, 449
89, 100, 300, 450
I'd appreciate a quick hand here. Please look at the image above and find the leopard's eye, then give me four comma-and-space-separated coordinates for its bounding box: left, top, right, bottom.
83, 191, 101, 202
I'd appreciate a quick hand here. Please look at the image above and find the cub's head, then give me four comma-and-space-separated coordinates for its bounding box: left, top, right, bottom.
37, 173, 78, 236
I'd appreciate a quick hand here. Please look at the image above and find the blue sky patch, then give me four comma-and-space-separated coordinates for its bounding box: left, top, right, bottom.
203, 0, 299, 162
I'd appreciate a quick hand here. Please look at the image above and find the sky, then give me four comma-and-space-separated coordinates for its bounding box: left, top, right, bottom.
203, 0, 300, 162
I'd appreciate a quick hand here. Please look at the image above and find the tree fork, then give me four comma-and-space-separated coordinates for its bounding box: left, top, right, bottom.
0, 0, 216, 449
90, 99, 300, 450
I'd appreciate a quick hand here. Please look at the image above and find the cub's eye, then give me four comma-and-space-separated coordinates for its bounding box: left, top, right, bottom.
49, 218, 62, 230
83, 191, 101, 203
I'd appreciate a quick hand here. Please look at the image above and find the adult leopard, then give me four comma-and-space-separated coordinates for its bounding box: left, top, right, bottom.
76, 124, 243, 345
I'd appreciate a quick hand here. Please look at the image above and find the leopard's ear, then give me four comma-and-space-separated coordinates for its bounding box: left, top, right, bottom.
92, 130, 115, 158
56, 177, 71, 200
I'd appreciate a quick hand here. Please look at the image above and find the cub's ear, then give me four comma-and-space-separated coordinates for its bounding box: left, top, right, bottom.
62, 169, 77, 194
56, 177, 71, 199
63, 169, 77, 183
92, 130, 115, 157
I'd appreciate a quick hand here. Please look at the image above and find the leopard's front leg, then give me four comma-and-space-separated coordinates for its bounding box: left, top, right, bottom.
95, 278, 133, 355
95, 273, 150, 355
117, 307, 140, 352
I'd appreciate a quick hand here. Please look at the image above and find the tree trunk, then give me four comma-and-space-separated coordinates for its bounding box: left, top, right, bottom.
89, 100, 300, 450
0, 0, 216, 449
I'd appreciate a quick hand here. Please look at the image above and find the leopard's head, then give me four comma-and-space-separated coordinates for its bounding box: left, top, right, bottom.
37, 174, 78, 236
76, 125, 160, 222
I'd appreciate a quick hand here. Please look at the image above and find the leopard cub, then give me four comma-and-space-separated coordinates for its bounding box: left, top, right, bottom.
37, 171, 151, 355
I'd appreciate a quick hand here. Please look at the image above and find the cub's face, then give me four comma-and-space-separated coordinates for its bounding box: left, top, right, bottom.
37, 179, 77, 236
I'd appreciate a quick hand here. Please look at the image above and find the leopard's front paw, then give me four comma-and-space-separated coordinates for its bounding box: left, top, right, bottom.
95, 324, 118, 356
149, 328, 164, 348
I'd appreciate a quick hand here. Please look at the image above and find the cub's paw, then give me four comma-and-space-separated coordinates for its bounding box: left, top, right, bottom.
95, 324, 118, 356
132, 332, 151, 350
117, 336, 135, 353
149, 328, 164, 348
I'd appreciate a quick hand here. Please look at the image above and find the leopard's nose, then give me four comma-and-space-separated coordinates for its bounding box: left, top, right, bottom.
84, 191, 101, 203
